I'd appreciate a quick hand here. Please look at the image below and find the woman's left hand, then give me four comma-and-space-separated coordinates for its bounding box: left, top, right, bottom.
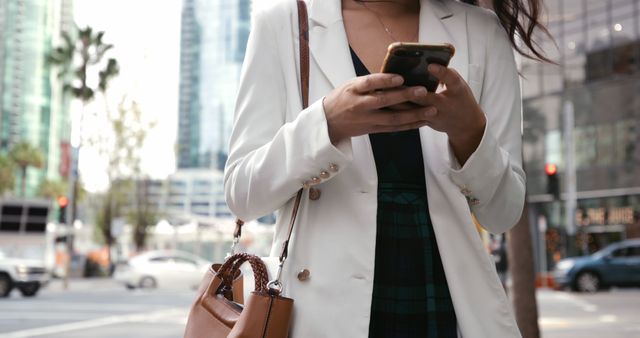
410, 64, 487, 165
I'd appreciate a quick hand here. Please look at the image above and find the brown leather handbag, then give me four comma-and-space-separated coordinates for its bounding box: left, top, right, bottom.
183, 253, 294, 338
183, 1, 309, 337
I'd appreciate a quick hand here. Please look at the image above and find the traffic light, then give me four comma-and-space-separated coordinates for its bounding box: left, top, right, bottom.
545, 163, 560, 199
57, 196, 68, 224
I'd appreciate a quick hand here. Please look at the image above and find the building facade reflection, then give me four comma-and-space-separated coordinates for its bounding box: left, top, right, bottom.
521, 0, 640, 267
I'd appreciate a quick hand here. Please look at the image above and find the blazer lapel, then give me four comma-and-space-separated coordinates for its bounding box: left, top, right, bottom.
308, 0, 356, 89
420, 0, 469, 82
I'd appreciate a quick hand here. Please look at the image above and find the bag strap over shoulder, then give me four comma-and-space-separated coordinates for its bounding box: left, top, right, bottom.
297, 0, 309, 109
232, 0, 309, 291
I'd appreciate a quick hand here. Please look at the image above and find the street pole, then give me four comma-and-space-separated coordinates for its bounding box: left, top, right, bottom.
563, 100, 578, 254
63, 147, 78, 290
64, 100, 86, 289
537, 215, 548, 288
195, 220, 201, 257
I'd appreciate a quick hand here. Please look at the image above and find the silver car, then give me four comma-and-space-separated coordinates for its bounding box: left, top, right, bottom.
114, 250, 210, 290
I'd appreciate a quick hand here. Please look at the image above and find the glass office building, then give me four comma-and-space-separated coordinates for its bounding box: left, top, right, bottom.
177, 0, 251, 171
0, 0, 71, 197
175, 0, 252, 220
177, 0, 202, 170
521, 0, 640, 261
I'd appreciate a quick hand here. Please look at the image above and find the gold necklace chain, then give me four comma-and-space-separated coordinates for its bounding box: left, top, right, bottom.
357, 1, 419, 42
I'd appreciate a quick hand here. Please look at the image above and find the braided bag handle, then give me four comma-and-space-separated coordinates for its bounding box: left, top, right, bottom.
215, 253, 269, 295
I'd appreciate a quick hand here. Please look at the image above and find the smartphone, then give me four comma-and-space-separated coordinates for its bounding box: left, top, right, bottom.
380, 42, 455, 92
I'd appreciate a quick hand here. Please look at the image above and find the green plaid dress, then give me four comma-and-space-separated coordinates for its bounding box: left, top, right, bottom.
350, 48, 458, 338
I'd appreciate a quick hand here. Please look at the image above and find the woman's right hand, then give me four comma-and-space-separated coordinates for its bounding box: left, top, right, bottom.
323, 73, 436, 145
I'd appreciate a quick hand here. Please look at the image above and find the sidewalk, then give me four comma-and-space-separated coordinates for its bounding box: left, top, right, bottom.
537, 288, 640, 338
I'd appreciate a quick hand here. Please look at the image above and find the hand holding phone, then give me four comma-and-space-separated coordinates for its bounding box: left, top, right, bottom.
380, 42, 455, 92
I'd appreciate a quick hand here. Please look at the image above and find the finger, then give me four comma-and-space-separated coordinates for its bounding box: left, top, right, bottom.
405, 90, 442, 107
360, 86, 418, 110
386, 102, 420, 111
351, 73, 404, 93
370, 106, 438, 127
427, 64, 464, 92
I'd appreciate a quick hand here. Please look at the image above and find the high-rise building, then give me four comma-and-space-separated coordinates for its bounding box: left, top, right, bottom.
0, 0, 72, 197
177, 0, 251, 171
177, 0, 202, 170
521, 1, 640, 261
174, 0, 253, 221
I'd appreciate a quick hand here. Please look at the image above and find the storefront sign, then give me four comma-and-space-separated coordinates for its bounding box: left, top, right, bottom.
576, 207, 635, 226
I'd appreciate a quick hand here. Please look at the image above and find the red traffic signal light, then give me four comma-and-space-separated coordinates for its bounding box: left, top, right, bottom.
57, 196, 69, 208
545, 163, 558, 176
544, 164, 560, 199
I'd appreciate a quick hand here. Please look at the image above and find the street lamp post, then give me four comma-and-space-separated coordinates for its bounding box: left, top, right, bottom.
563, 100, 579, 254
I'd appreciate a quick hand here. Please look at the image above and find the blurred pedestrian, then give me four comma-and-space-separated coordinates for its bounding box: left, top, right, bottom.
492, 235, 509, 291
224, 0, 549, 337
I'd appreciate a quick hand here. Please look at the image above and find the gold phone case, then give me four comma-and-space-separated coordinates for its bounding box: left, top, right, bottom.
380, 42, 455, 92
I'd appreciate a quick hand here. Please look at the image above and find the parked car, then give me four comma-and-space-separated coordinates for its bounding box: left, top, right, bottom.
553, 239, 640, 292
0, 249, 50, 297
114, 250, 210, 290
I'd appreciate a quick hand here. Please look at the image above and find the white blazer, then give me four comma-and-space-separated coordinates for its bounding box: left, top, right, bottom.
224, 0, 526, 337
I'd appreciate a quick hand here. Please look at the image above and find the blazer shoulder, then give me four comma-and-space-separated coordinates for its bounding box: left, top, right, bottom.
251, 0, 305, 38
252, 0, 298, 23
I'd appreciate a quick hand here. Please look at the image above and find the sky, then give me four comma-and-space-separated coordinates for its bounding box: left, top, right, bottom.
73, 0, 182, 192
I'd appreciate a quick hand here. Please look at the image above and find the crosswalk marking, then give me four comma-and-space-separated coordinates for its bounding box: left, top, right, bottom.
0, 308, 186, 338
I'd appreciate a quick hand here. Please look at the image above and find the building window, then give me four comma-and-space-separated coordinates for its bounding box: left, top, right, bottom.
545, 130, 564, 169
596, 124, 615, 165
574, 126, 597, 168
615, 119, 638, 164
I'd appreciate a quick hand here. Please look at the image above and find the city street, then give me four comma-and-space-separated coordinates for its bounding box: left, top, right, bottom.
0, 279, 638, 337
0, 279, 195, 338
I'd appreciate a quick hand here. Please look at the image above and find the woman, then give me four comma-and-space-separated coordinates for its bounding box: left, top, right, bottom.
224, 0, 548, 337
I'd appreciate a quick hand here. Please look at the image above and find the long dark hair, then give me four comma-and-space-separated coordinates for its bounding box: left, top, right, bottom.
460, 0, 552, 63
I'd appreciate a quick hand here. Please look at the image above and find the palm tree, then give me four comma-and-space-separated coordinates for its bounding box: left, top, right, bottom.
9, 142, 44, 198
0, 155, 16, 196
49, 26, 119, 285
48, 26, 119, 102
48, 25, 119, 223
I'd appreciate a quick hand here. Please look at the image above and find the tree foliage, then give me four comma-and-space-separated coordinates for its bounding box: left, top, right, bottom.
89, 97, 158, 251
0, 155, 16, 196
38, 179, 67, 199
9, 142, 45, 197
48, 26, 119, 103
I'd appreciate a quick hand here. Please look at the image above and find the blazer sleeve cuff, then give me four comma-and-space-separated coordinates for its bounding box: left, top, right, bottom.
292, 98, 353, 185
447, 118, 506, 206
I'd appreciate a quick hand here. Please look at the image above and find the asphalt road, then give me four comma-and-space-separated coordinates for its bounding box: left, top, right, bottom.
0, 279, 638, 337
0, 279, 195, 338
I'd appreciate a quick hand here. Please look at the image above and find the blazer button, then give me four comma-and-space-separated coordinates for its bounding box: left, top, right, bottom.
328, 163, 339, 172
297, 269, 311, 281
309, 188, 321, 200
319, 170, 330, 179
